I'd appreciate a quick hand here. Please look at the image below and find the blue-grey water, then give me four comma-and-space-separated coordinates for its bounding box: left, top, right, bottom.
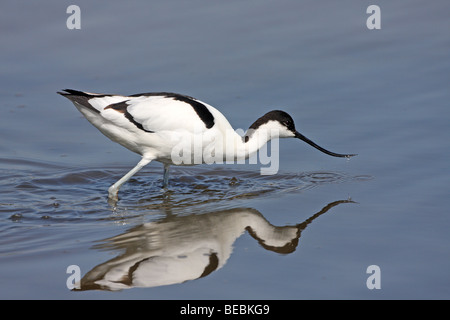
1, 0, 449, 299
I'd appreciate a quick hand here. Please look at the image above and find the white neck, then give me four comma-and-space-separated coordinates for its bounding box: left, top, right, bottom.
223, 123, 282, 161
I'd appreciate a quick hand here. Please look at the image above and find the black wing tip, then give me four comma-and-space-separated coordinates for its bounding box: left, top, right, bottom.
57, 89, 102, 114
57, 89, 90, 97
58, 89, 113, 97
57, 89, 69, 96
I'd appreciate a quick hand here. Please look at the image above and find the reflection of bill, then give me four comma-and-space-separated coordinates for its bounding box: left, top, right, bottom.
75, 200, 354, 291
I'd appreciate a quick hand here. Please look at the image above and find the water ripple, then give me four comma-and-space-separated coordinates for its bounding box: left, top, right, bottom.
0, 158, 370, 224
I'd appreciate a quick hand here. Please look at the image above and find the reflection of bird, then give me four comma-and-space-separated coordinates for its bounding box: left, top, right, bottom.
58, 89, 356, 199
75, 200, 353, 291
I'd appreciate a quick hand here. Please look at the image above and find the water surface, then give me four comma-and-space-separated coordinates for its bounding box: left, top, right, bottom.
0, 0, 449, 299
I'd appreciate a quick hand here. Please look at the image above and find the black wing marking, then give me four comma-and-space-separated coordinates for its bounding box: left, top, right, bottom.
57, 89, 113, 114
130, 92, 215, 129
105, 101, 154, 133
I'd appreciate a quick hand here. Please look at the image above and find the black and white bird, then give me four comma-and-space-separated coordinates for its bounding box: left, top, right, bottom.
58, 89, 355, 200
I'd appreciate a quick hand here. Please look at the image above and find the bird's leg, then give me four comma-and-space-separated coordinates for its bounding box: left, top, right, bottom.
108, 158, 152, 200
163, 164, 170, 188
